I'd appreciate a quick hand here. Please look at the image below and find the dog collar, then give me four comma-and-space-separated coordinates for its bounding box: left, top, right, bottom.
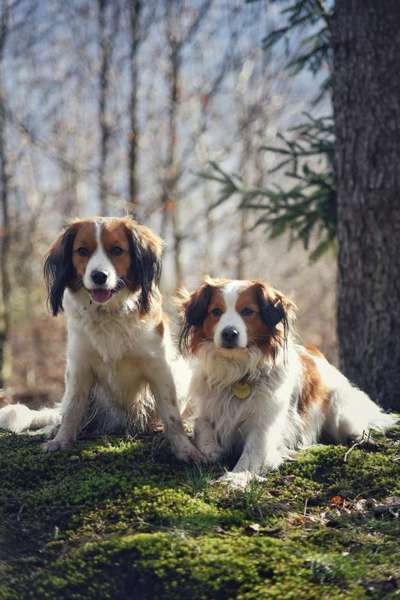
232, 377, 253, 400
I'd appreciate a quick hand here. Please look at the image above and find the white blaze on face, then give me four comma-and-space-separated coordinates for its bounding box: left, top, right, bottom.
83, 222, 118, 291
214, 281, 248, 348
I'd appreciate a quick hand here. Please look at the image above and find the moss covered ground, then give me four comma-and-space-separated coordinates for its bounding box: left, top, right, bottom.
1, 426, 400, 599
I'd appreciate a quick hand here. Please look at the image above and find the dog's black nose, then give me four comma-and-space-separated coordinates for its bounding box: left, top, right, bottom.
91, 270, 108, 286
221, 326, 239, 348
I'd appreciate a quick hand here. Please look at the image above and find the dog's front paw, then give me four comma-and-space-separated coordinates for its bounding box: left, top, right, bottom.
172, 436, 205, 463
43, 437, 73, 452
212, 471, 266, 489
197, 444, 222, 464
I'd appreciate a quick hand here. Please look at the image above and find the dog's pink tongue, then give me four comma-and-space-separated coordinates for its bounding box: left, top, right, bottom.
90, 289, 112, 303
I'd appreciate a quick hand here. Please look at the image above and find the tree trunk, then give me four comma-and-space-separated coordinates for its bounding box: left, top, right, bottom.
161, 4, 182, 289
332, 0, 400, 409
98, 0, 112, 215
160, 0, 211, 289
0, 4, 9, 388
236, 210, 248, 280
169, 44, 182, 289
127, 0, 141, 216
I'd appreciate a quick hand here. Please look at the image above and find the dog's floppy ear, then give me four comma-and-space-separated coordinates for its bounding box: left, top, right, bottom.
181, 283, 213, 326
44, 224, 78, 316
177, 281, 214, 354
124, 219, 163, 313
253, 281, 296, 331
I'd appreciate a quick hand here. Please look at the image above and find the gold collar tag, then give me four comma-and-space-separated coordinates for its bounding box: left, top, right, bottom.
232, 381, 252, 400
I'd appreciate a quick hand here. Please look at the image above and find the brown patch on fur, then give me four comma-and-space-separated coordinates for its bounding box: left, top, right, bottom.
304, 343, 324, 358
121, 217, 164, 261
100, 221, 132, 279
156, 320, 165, 337
189, 286, 226, 354
45, 219, 90, 279
237, 281, 295, 362
102, 219, 163, 294
71, 222, 97, 277
298, 353, 330, 416
235, 284, 273, 354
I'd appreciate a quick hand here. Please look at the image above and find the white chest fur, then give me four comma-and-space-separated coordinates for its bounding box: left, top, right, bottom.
66, 287, 160, 353
64, 288, 167, 401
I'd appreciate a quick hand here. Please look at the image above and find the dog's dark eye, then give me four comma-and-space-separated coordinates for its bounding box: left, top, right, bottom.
211, 307, 223, 317
110, 246, 124, 257
240, 307, 254, 317
76, 247, 90, 257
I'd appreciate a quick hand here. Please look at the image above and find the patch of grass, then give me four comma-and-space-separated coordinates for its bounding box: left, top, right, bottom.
1, 425, 400, 599
183, 463, 222, 493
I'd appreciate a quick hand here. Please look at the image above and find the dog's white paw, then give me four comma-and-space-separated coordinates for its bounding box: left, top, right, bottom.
197, 444, 222, 464
43, 437, 73, 452
172, 436, 205, 463
212, 471, 266, 489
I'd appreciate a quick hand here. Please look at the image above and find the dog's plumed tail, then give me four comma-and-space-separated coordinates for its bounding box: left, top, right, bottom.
323, 378, 398, 442
0, 403, 61, 434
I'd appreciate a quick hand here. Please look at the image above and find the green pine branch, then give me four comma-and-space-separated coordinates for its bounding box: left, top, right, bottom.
199, 0, 336, 262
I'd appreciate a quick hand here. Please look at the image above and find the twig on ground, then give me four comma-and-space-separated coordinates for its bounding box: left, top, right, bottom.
17, 503, 25, 522
303, 497, 309, 521
344, 430, 370, 463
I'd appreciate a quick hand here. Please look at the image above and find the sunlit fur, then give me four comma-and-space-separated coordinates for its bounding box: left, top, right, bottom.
179, 277, 398, 487
0, 217, 201, 463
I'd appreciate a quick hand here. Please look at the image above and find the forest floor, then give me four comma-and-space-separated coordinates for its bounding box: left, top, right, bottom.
1, 425, 400, 600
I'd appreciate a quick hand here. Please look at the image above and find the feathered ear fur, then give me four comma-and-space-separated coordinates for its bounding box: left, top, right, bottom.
177, 282, 214, 354
253, 280, 296, 336
43, 224, 78, 316
124, 219, 163, 313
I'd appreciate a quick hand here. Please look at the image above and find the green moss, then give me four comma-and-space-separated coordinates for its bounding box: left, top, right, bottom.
1, 426, 400, 599
28, 533, 343, 600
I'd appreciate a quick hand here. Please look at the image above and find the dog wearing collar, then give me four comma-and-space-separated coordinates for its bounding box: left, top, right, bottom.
0, 217, 202, 463
178, 277, 397, 486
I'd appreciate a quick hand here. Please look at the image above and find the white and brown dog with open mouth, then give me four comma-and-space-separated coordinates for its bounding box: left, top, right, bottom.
0, 216, 202, 463
178, 277, 397, 487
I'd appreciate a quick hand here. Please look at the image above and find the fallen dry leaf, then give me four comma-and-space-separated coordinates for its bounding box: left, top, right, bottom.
329, 495, 344, 507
